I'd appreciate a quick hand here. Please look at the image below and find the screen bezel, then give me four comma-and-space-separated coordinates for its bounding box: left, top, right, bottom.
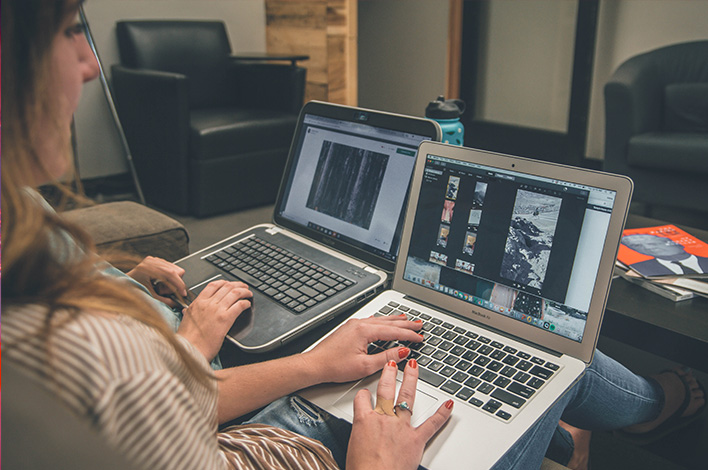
392, 141, 633, 364
273, 101, 442, 273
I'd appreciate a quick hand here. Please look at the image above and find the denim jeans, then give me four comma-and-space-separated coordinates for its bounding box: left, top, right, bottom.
246, 350, 664, 469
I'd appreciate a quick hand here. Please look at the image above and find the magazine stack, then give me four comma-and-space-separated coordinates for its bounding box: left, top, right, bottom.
615, 224, 708, 302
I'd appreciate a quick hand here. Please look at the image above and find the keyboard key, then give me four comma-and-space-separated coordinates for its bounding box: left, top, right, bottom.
441, 381, 462, 395
491, 388, 527, 408
530, 365, 554, 380
528, 378, 545, 389
497, 410, 512, 420
452, 371, 469, 383
469, 397, 484, 407
477, 383, 495, 394
482, 399, 502, 413
456, 387, 475, 401
419, 368, 445, 388
464, 377, 482, 389
507, 382, 535, 399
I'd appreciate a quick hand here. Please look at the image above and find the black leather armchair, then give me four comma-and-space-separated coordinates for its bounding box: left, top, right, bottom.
111, 20, 306, 216
603, 40, 708, 219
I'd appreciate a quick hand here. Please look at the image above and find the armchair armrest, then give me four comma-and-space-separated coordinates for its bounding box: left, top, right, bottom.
111, 65, 192, 214
228, 62, 307, 114
605, 55, 664, 137
604, 55, 664, 166
230, 52, 309, 67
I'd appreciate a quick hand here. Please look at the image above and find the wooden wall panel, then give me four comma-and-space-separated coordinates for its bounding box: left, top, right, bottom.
265, 0, 357, 105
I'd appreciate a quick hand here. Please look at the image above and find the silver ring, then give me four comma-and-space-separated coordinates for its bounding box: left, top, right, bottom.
395, 401, 412, 414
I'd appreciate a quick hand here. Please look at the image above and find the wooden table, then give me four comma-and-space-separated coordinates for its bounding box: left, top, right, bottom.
601, 214, 708, 372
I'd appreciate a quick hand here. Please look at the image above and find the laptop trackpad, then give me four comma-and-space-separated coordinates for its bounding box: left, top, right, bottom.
332, 374, 439, 427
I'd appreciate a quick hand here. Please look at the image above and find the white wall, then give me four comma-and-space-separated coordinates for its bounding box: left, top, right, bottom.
358, 0, 449, 117
75, 0, 266, 179
358, 0, 708, 161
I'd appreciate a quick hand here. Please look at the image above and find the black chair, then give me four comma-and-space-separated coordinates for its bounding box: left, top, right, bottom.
112, 20, 306, 216
603, 40, 708, 222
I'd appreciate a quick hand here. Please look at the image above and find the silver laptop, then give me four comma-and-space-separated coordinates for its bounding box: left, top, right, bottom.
178, 101, 441, 352
301, 141, 632, 469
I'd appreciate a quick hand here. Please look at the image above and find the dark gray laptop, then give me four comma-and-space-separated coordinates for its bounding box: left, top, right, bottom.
302, 141, 633, 468
177, 101, 441, 352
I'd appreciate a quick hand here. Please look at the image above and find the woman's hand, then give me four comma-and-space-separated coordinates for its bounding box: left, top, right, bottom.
346, 359, 453, 470
177, 280, 253, 361
303, 314, 425, 384
126, 256, 187, 308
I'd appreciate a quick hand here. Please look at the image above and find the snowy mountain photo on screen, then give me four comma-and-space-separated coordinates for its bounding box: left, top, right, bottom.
500, 190, 561, 289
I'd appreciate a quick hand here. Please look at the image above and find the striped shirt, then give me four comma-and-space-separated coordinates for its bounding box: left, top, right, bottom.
4, 305, 339, 470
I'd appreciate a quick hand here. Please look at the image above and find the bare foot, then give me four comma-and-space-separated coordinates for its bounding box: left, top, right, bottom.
559, 420, 591, 470
623, 368, 705, 434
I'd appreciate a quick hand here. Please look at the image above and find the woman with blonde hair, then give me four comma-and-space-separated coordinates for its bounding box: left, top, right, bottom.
3, 2, 703, 470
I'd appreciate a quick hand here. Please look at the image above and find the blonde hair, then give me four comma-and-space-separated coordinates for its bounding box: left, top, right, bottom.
2, 0, 212, 385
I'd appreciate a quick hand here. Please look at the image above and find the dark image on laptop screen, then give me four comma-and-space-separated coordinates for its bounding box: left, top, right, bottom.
402, 155, 618, 343
277, 113, 434, 263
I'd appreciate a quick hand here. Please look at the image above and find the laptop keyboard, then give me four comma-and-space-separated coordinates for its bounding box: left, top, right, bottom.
369, 301, 560, 422
205, 236, 355, 314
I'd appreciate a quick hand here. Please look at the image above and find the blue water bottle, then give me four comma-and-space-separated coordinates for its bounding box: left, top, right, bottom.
425, 95, 465, 146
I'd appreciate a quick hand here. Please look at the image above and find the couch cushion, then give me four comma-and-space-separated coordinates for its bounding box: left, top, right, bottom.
190, 108, 297, 160
63, 201, 189, 261
663, 83, 708, 132
627, 132, 708, 174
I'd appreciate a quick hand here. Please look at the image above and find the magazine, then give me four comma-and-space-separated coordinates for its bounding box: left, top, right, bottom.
614, 263, 696, 302
618, 224, 708, 279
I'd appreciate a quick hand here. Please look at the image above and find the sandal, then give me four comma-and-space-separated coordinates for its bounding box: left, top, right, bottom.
614, 369, 706, 445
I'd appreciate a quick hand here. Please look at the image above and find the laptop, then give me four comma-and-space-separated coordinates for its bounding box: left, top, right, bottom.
177, 101, 441, 352
300, 141, 633, 469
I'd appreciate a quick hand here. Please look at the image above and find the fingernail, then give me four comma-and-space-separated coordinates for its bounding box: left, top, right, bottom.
398, 347, 410, 359
445, 399, 454, 410
408, 359, 418, 369
413, 319, 423, 323
399, 313, 408, 318
387, 360, 397, 367
418, 333, 425, 339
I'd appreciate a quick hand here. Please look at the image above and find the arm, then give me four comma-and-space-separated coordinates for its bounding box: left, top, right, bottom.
215, 315, 424, 423
126, 256, 188, 308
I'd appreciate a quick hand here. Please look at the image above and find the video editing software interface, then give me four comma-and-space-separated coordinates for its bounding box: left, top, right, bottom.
278, 113, 433, 262
403, 155, 618, 342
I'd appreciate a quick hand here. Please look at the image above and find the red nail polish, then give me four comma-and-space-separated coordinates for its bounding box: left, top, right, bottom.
398, 347, 410, 359
445, 399, 454, 410
418, 333, 425, 339
413, 319, 423, 323
388, 360, 397, 367
408, 359, 418, 369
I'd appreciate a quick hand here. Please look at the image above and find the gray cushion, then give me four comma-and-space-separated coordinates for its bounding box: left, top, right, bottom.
663, 83, 708, 132
64, 201, 189, 261
628, 132, 708, 174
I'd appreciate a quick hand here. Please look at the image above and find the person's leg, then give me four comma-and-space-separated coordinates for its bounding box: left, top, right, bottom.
494, 350, 666, 469
244, 396, 352, 469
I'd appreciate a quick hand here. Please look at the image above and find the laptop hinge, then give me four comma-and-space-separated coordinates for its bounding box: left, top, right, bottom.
266, 226, 282, 235
403, 295, 563, 358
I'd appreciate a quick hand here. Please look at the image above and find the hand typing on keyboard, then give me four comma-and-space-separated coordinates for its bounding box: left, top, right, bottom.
372, 301, 560, 422
304, 314, 425, 384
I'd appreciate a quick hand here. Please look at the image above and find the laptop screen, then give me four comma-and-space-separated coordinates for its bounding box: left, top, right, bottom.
276, 105, 439, 270
401, 154, 618, 343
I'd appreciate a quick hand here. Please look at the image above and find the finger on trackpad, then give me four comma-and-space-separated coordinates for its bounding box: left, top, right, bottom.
332, 374, 439, 427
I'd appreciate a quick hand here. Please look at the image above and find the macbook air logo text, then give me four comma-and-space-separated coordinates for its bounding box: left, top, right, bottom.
470, 309, 490, 320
